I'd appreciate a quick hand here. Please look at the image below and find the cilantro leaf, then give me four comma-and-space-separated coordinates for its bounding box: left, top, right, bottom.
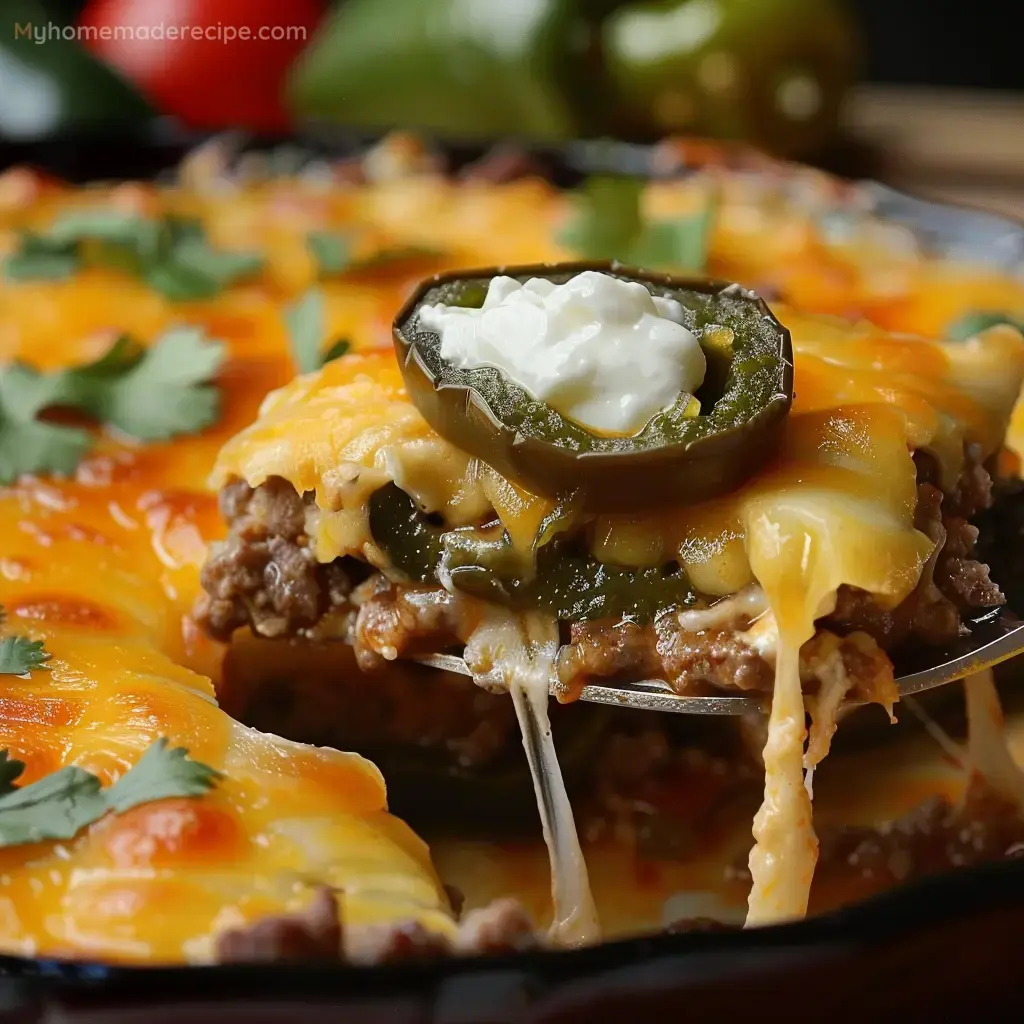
0, 636, 50, 676
104, 738, 223, 813
0, 766, 106, 846
308, 231, 352, 276
0, 408, 93, 484
4, 233, 80, 282
0, 738, 221, 849
558, 177, 646, 261
285, 290, 352, 373
153, 227, 263, 301
346, 245, 445, 272
0, 327, 225, 484
629, 195, 718, 273
47, 209, 163, 255
72, 328, 226, 442
558, 176, 715, 273
0, 750, 25, 796
321, 338, 352, 364
4, 210, 263, 302
947, 311, 1024, 342
285, 288, 327, 373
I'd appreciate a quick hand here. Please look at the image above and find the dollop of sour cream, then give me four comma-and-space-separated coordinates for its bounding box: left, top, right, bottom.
417, 270, 707, 435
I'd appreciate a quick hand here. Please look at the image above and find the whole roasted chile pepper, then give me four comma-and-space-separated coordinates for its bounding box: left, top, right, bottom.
392, 261, 793, 515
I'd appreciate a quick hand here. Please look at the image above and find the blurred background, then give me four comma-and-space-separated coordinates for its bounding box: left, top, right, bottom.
1, 0, 1022, 215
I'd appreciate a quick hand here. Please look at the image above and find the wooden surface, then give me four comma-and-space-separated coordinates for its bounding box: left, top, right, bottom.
842, 85, 1024, 221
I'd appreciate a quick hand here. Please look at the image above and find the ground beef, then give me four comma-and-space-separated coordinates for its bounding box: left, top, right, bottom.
556, 617, 772, 697
214, 889, 540, 965
219, 635, 519, 769
816, 775, 1024, 888
350, 574, 462, 672
196, 478, 366, 642
828, 445, 1004, 649
215, 887, 342, 963
199, 444, 1003, 702
723, 775, 1024, 895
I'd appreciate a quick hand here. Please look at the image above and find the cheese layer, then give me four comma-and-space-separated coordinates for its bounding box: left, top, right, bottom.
214, 313, 1024, 619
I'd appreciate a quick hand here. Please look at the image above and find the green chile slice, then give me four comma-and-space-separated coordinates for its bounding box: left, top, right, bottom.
368, 483, 698, 623
392, 261, 793, 513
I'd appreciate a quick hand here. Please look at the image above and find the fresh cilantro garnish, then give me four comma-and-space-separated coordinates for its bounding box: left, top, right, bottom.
306, 232, 443, 278
104, 738, 223, 812
0, 751, 25, 796
0, 738, 221, 848
4, 233, 82, 281
947, 311, 1024, 342
0, 765, 106, 846
0, 608, 50, 676
558, 176, 715, 272
4, 209, 263, 301
307, 231, 352, 276
321, 338, 352, 363
285, 288, 351, 373
346, 245, 444, 272
0, 326, 225, 485
0, 637, 50, 676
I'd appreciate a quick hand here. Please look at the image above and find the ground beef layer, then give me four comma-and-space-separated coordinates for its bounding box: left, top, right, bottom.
215, 890, 539, 965
196, 444, 1004, 705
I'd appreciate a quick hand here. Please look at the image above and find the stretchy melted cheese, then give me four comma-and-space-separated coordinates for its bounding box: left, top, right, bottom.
213, 309, 1024, 926
2, 137, 1024, 961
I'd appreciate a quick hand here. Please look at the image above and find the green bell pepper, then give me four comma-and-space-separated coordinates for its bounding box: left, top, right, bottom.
288, 0, 858, 157
289, 0, 605, 140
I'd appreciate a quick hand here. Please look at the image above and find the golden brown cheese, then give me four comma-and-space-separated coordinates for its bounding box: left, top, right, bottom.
213, 311, 1024, 613
2, 142, 1024, 959
0, 480, 455, 962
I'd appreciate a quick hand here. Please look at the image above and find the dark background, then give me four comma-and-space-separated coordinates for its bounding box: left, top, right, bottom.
852, 0, 1023, 90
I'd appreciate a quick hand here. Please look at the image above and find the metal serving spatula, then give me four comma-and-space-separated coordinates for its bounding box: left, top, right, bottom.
413, 608, 1024, 715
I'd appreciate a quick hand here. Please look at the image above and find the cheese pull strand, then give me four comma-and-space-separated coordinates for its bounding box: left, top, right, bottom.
465, 610, 601, 947
964, 669, 1024, 810
745, 638, 819, 926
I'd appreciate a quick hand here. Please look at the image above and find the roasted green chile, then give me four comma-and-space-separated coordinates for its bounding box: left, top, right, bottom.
393, 261, 793, 514
368, 483, 697, 623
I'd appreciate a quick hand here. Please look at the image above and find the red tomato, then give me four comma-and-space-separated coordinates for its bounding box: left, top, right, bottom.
78, 0, 323, 133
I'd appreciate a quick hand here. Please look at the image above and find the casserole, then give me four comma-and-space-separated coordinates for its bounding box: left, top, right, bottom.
1, 131, 1024, 1012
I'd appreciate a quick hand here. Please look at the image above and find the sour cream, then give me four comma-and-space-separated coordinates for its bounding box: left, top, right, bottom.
417, 270, 707, 435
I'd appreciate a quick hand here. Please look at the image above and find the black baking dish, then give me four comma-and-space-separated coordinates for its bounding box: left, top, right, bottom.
1, 129, 1023, 1023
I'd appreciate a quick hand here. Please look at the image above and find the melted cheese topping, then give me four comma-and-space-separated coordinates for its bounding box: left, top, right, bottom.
0, 494, 454, 962
213, 301, 1024, 931
217, 312, 1022, 601
2, 143, 1024, 959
